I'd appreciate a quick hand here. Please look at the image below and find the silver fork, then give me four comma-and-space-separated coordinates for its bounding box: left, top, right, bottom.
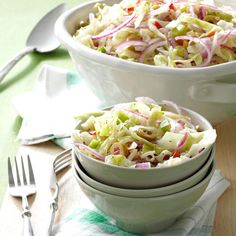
8, 155, 36, 236
48, 148, 72, 236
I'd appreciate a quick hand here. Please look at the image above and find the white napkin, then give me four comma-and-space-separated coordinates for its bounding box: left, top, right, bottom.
53, 170, 230, 236
13, 64, 101, 145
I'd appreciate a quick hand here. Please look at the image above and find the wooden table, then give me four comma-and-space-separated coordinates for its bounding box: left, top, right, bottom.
0, 118, 235, 236
212, 118, 236, 236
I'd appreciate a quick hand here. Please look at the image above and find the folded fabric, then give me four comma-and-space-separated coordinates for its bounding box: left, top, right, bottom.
53, 170, 230, 236
13, 64, 101, 145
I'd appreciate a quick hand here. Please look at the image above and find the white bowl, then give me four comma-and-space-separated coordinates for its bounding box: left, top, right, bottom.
73, 106, 214, 189
55, 0, 236, 125
73, 145, 215, 197
72, 160, 215, 234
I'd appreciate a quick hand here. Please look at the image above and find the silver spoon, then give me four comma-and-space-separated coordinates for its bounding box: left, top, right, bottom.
0, 3, 67, 83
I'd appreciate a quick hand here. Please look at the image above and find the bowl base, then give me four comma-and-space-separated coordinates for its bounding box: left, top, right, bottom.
115, 217, 177, 234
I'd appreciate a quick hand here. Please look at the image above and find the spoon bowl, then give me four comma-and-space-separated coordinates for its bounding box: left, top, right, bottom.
0, 3, 67, 82
26, 4, 67, 53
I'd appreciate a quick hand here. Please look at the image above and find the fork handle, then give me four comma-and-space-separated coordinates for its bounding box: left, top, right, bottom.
48, 200, 58, 236
48, 183, 59, 236
22, 209, 34, 236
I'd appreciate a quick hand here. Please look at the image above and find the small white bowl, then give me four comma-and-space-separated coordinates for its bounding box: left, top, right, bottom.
72, 160, 215, 234
73, 106, 215, 189
73, 145, 215, 198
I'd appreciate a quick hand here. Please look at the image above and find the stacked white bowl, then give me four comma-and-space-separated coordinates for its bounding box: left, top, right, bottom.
72, 146, 215, 234
71, 104, 215, 234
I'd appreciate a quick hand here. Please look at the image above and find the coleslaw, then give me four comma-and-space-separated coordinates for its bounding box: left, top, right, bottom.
73, 0, 236, 68
72, 98, 217, 168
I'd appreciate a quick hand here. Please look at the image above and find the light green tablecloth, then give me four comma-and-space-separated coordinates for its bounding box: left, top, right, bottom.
0, 0, 86, 205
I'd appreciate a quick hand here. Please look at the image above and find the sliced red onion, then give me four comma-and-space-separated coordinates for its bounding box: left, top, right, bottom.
92, 12, 136, 40
199, 6, 206, 20
177, 132, 189, 150
207, 30, 232, 65
126, 22, 148, 29
175, 35, 202, 44
135, 162, 151, 169
159, 27, 169, 34
177, 119, 185, 128
198, 38, 212, 66
75, 143, 105, 161
221, 44, 236, 53
167, 33, 177, 47
213, 31, 232, 49
139, 40, 166, 63
161, 100, 182, 114
116, 40, 148, 51
135, 46, 146, 52
148, 38, 162, 45
175, 36, 212, 66
172, 119, 185, 132
123, 108, 148, 120
200, 37, 211, 58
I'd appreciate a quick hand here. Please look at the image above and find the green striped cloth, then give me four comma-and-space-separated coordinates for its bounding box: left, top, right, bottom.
53, 170, 229, 236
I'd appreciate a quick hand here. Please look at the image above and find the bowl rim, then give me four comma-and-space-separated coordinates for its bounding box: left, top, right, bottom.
55, 0, 236, 77
74, 144, 212, 172
73, 158, 215, 200
73, 144, 215, 195
73, 105, 214, 172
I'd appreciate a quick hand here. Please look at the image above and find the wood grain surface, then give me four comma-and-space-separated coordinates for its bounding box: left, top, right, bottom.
213, 118, 236, 236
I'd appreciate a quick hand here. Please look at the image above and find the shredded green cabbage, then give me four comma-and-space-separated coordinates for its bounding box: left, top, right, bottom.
72, 98, 217, 168
73, 0, 236, 68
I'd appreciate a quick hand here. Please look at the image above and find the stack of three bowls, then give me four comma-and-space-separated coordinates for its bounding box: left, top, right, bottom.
71, 100, 216, 234
72, 147, 215, 234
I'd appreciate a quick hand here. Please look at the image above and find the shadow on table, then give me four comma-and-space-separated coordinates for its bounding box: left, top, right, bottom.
0, 48, 69, 92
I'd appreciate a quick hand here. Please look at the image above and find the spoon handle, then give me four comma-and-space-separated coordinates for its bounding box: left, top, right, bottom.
0, 46, 35, 83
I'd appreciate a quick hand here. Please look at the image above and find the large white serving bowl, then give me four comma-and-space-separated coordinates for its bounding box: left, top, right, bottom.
73, 145, 215, 198
72, 160, 215, 234
73, 105, 215, 189
55, 0, 236, 125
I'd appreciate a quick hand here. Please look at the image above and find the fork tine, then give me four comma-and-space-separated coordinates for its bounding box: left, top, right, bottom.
54, 149, 71, 166
27, 155, 35, 185
8, 158, 15, 187
54, 152, 71, 171
8, 155, 36, 236
21, 156, 27, 185
53, 148, 71, 174
53, 154, 71, 168
54, 159, 71, 174
15, 156, 21, 186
